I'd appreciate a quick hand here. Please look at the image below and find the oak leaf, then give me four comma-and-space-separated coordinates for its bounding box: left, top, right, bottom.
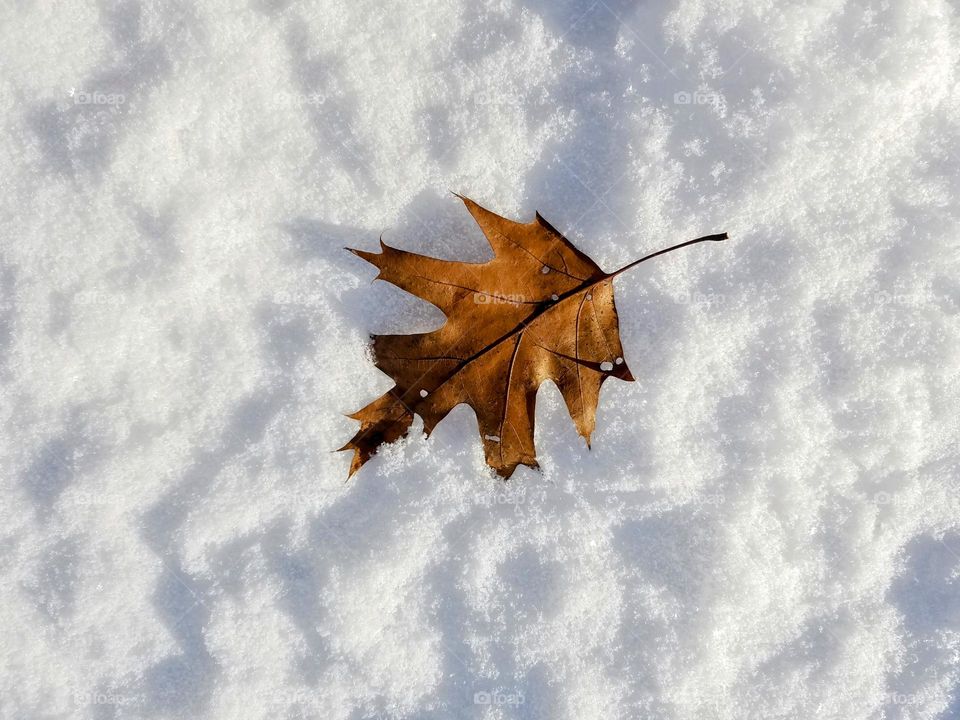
341, 195, 726, 478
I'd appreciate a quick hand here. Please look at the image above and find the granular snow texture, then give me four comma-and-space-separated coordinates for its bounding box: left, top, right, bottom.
1, 0, 959, 718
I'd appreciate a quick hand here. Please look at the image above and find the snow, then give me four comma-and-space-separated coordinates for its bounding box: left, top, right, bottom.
1, 0, 959, 718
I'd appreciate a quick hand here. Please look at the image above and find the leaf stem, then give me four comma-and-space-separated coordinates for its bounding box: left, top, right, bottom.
607, 232, 728, 279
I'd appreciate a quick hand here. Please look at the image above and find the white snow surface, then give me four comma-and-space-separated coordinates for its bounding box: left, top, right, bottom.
2, 0, 960, 718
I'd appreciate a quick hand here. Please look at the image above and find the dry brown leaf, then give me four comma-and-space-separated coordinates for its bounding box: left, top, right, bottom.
340, 194, 726, 478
